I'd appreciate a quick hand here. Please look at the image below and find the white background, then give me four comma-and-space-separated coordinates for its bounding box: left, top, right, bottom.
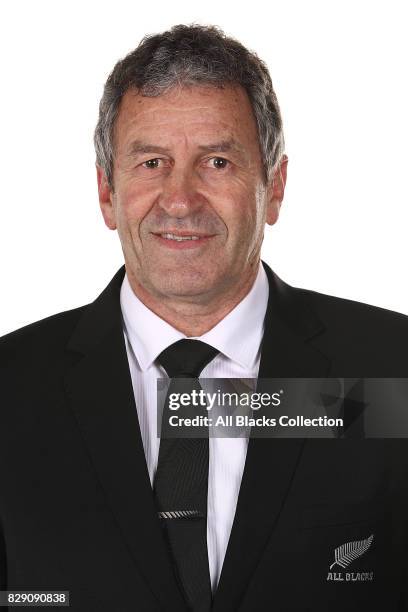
1, 0, 407, 336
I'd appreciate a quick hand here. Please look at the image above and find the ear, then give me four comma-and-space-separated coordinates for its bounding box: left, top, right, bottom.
266, 155, 288, 226
96, 164, 117, 230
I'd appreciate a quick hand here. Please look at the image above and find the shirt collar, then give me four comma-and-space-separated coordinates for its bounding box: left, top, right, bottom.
120, 263, 269, 372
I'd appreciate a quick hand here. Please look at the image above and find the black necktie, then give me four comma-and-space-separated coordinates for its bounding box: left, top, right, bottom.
154, 339, 219, 612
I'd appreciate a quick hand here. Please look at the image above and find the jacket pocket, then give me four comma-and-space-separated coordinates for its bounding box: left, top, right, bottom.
298, 498, 386, 528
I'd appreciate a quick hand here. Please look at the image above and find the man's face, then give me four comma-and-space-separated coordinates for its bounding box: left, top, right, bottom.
97, 84, 287, 304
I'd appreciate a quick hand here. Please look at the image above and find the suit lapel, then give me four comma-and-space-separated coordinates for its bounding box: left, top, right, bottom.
63, 267, 188, 612
212, 262, 331, 611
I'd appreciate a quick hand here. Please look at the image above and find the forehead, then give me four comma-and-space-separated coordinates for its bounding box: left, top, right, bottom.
113, 84, 260, 152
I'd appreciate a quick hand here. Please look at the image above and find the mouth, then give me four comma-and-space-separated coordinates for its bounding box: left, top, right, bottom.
151, 231, 216, 249
157, 232, 203, 242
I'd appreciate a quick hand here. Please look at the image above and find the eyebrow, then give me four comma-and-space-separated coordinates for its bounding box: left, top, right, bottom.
126, 138, 246, 158
198, 139, 245, 155
126, 140, 171, 156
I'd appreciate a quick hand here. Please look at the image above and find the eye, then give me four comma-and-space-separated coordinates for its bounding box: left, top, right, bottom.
142, 158, 161, 169
210, 157, 229, 169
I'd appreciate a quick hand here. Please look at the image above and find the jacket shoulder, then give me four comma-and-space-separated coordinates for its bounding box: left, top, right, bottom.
295, 287, 408, 372
0, 306, 88, 365
300, 287, 408, 333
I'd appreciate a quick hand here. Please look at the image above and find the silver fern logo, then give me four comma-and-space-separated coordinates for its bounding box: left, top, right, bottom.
330, 534, 374, 570
327, 534, 375, 582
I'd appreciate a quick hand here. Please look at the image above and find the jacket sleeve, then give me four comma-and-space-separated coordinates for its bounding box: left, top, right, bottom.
0, 517, 6, 590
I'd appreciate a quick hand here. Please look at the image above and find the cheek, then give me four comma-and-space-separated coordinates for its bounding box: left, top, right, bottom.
115, 185, 156, 228
219, 188, 262, 236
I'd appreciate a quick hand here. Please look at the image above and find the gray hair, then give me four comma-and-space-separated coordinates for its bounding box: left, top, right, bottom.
94, 24, 285, 189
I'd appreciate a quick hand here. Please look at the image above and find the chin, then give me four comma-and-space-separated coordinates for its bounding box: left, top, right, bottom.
152, 270, 221, 299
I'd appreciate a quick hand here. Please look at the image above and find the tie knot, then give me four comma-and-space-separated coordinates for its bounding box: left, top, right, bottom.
156, 339, 219, 378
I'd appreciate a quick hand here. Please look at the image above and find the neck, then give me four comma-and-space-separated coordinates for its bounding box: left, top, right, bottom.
125, 264, 260, 337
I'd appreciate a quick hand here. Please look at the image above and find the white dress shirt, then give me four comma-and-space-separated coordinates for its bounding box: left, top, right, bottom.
120, 263, 269, 592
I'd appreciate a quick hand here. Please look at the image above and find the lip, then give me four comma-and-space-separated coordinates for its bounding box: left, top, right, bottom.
151, 231, 215, 250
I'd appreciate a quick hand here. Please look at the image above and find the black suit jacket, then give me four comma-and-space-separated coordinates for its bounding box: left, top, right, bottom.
1, 261, 408, 611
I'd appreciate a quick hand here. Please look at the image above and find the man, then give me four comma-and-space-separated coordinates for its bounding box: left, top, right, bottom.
1, 23, 408, 612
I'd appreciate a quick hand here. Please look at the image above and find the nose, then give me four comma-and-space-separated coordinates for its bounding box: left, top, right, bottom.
157, 166, 204, 218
